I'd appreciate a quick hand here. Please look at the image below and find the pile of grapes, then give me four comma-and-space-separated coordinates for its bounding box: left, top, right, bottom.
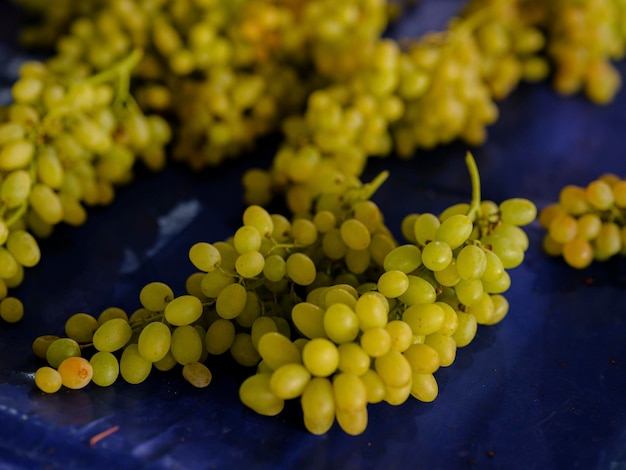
0, 0, 624, 435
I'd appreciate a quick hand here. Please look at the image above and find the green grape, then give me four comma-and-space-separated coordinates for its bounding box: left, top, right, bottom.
29, 184, 63, 225
337, 342, 371, 375
345, 248, 371, 275
291, 218, 318, 246
360, 369, 386, 404
313, 210, 336, 233
201, 269, 235, 298
189, 242, 221, 272
235, 291, 262, 328
481, 248, 505, 283
488, 294, 510, 325
466, 292, 495, 324
301, 377, 335, 435
586, 179, 614, 211
435, 214, 473, 249
251, 316, 279, 350
452, 312, 478, 347
137, 321, 171, 362
0, 296, 24, 323
360, 326, 391, 358
322, 228, 347, 260
421, 240, 453, 271
230, 333, 261, 367
376, 270, 409, 298
353, 200, 383, 232
385, 320, 413, 352
397, 275, 437, 306
182, 362, 212, 388
154, 350, 178, 372
383, 244, 422, 273
46, 337, 81, 368
333, 372, 367, 413
482, 269, 511, 294
0, 247, 19, 279
286, 252, 316, 286
323, 303, 360, 344
374, 350, 412, 388
32, 334, 59, 359
403, 343, 440, 374
269, 363, 311, 399
0, 140, 35, 170
322, 286, 358, 310
216, 283, 247, 319
576, 213, 601, 240
120, 344, 152, 385
90, 351, 120, 387
291, 302, 326, 339
499, 198, 537, 226
491, 223, 529, 251
455, 278, 484, 307
93, 318, 132, 352
340, 219, 371, 250
240, 373, 284, 417
594, 222, 622, 260
1, 169, 31, 209
424, 332, 456, 367
257, 331, 301, 370
436, 301, 458, 336
354, 291, 388, 330
170, 325, 203, 365
139, 281, 174, 312
562, 237, 593, 269
414, 213, 440, 245
433, 257, 460, 286
548, 214, 578, 244
456, 244, 487, 280
483, 235, 524, 269
34, 366, 63, 393
233, 225, 262, 254
64, 312, 99, 343
402, 303, 445, 336
164, 294, 203, 326
263, 254, 286, 282
205, 318, 236, 355
411, 372, 438, 402
302, 338, 339, 377
235, 250, 265, 278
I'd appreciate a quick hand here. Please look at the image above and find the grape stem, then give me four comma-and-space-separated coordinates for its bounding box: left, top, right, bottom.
465, 151, 481, 222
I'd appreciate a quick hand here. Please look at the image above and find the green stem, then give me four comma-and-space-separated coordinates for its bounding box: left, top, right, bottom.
86, 48, 143, 88
465, 151, 482, 222
362, 170, 390, 201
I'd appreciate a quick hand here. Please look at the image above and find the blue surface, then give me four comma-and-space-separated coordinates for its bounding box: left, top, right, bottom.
1, 2, 626, 469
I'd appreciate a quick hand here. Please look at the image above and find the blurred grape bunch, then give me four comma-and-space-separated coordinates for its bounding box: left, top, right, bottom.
0, 49, 171, 306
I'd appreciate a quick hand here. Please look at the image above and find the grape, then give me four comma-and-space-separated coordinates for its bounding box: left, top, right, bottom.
360, 327, 391, 358
323, 303, 359, 344
340, 219, 371, 250
34, 366, 63, 394
291, 302, 326, 339
302, 338, 339, 377
385, 320, 413, 352
92, 318, 132, 352
239, 373, 284, 416
499, 198, 537, 226
285, 252, 316, 286
139, 281, 174, 312
64, 312, 99, 343
171, 325, 203, 365
182, 362, 212, 388
337, 342, 371, 376
376, 270, 409, 298
46, 337, 81, 368
58, 356, 93, 389
235, 250, 265, 278
0, 296, 24, 323
383, 244, 422, 273
403, 343, 440, 374
230, 333, 261, 367
421, 241, 453, 271
456, 244, 487, 280
402, 303, 445, 336
257, 332, 301, 370
301, 377, 335, 435
90, 351, 120, 387
137, 321, 171, 362
435, 214, 473, 249
189, 242, 221, 272
269, 363, 311, 400
374, 350, 412, 388
120, 344, 153, 385
354, 291, 388, 330
164, 294, 203, 326
32, 334, 59, 359
205, 319, 236, 355
397, 275, 437, 306
216, 283, 248, 319
410, 373, 438, 402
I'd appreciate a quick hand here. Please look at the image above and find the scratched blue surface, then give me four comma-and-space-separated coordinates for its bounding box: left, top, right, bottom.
1, 2, 626, 469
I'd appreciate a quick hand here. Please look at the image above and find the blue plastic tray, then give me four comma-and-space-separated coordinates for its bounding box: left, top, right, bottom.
1, 2, 625, 469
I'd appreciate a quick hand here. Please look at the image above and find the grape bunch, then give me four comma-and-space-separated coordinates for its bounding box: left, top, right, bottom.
539, 173, 626, 269
0, 49, 171, 322
30, 153, 537, 435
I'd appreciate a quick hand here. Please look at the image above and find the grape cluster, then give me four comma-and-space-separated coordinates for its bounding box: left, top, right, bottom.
0, 50, 171, 319
31, 154, 537, 435
539, 0, 626, 104
244, 0, 550, 213
539, 173, 626, 269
